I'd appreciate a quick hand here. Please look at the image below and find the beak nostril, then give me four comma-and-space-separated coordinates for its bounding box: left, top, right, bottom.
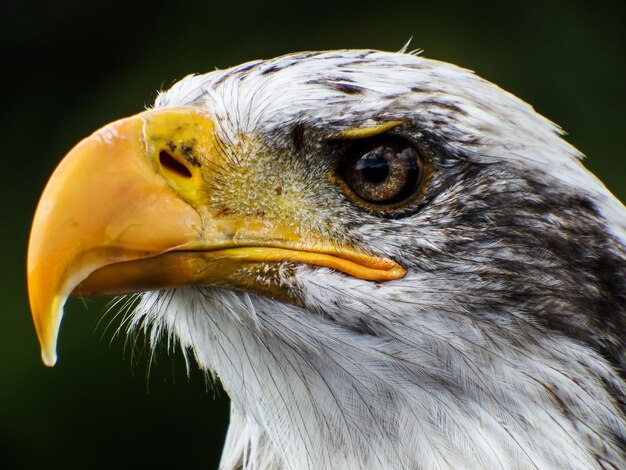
159, 151, 193, 179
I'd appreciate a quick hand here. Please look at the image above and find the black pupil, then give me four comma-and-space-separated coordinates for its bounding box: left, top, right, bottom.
355, 150, 389, 183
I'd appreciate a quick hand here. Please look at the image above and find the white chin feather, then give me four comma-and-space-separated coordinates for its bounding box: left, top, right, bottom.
128, 284, 624, 470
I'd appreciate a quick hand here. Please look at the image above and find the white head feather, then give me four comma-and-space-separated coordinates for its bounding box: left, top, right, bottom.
124, 50, 626, 469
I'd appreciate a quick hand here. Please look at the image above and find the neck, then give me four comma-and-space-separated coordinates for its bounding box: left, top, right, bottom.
133, 287, 625, 470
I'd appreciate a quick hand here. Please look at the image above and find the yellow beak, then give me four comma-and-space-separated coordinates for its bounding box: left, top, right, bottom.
27, 107, 405, 366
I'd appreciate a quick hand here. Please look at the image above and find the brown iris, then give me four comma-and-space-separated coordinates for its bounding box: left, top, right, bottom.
341, 136, 423, 205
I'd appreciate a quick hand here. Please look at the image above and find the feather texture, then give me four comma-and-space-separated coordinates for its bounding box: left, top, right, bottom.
122, 50, 626, 469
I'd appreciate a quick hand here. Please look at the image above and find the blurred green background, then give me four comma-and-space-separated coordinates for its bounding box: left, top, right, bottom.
1, 0, 624, 468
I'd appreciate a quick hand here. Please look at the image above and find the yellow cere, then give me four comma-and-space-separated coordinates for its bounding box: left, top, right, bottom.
143, 107, 218, 206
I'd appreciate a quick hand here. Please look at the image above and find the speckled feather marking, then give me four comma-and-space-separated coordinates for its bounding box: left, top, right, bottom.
131, 50, 626, 469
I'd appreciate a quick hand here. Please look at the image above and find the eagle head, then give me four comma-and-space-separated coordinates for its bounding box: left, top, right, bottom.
28, 50, 625, 469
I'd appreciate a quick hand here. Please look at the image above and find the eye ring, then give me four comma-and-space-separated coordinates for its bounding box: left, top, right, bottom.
337, 136, 427, 210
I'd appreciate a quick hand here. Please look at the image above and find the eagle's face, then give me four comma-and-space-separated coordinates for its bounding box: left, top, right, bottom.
28, 50, 625, 469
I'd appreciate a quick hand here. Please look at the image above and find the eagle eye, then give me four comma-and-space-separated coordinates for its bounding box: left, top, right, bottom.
340, 136, 424, 207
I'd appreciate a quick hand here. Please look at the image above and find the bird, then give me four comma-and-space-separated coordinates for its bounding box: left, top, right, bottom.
27, 49, 625, 469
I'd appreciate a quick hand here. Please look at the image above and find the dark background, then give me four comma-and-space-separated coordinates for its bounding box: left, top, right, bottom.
1, 0, 624, 468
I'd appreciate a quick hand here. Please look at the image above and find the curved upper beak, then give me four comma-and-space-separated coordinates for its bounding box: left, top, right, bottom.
27, 107, 405, 366
28, 109, 206, 365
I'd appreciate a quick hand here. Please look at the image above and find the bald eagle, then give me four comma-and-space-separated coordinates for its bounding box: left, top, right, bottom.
28, 50, 625, 469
